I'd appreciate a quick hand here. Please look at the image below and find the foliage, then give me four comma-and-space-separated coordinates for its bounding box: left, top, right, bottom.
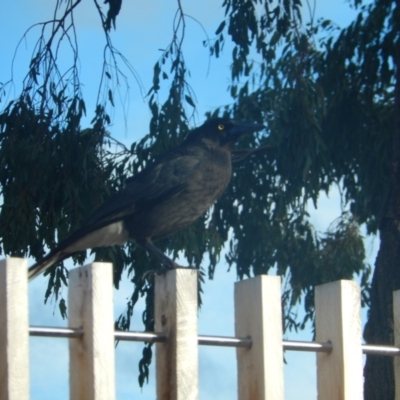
1, 0, 399, 390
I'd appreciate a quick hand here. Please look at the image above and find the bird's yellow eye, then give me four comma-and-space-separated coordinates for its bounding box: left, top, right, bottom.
218, 124, 225, 131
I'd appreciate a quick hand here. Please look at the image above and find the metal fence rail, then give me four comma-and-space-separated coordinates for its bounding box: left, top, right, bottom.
28, 326, 400, 356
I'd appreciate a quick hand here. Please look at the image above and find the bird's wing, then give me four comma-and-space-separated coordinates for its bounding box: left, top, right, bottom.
54, 153, 201, 246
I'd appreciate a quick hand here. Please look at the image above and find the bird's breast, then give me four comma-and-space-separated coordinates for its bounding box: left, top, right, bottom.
187, 152, 232, 201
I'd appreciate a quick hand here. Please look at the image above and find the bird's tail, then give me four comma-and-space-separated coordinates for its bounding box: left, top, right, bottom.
28, 250, 69, 281
28, 221, 127, 281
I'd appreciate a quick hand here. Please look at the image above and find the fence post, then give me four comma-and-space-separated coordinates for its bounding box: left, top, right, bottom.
235, 275, 284, 400
315, 280, 363, 400
393, 289, 400, 400
0, 258, 29, 400
68, 262, 116, 400
155, 268, 198, 400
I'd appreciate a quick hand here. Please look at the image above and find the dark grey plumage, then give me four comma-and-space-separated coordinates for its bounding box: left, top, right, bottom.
28, 118, 264, 280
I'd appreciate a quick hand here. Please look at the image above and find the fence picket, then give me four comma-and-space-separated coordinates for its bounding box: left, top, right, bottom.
69, 262, 116, 400
235, 275, 284, 400
155, 268, 199, 400
315, 280, 363, 400
0, 258, 29, 400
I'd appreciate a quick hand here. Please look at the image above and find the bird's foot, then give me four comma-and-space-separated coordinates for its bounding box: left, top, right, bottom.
162, 259, 180, 269
160, 259, 200, 271
140, 261, 178, 280
157, 259, 183, 274
141, 268, 160, 281
141, 262, 197, 281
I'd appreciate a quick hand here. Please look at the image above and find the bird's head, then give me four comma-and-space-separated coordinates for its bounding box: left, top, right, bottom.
185, 118, 265, 149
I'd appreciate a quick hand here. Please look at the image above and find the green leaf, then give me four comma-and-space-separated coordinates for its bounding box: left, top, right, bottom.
59, 298, 67, 320
215, 20, 226, 35
185, 95, 195, 108
108, 90, 114, 107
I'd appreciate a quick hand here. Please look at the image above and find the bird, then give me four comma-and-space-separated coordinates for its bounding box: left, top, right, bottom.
28, 118, 264, 281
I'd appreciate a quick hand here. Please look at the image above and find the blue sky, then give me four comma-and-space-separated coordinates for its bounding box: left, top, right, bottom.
0, 1, 377, 399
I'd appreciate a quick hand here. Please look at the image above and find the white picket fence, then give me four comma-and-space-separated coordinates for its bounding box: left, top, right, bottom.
1, 257, 400, 400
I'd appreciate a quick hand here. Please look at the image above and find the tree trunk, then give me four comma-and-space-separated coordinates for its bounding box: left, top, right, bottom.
363, 221, 400, 399
363, 35, 400, 400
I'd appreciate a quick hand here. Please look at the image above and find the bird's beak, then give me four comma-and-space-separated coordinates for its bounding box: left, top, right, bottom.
227, 121, 265, 142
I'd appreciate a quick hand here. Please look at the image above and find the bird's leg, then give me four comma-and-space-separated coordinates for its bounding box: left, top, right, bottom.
140, 240, 181, 270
